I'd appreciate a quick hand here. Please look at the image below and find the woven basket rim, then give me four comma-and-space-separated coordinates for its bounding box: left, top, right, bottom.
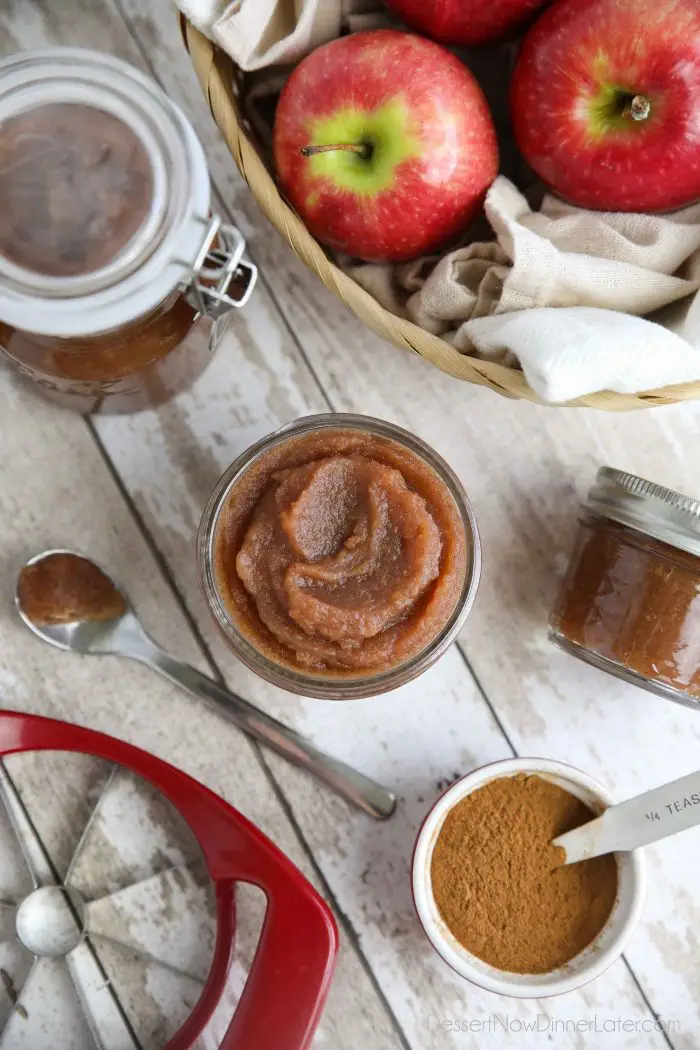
182, 18, 700, 412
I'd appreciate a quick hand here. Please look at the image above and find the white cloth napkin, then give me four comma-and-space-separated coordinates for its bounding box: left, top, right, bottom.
467, 308, 700, 403
178, 0, 376, 70
349, 177, 700, 401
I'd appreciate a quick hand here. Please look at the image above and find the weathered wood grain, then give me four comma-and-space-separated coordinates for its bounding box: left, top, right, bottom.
93, 344, 677, 1047
274, 295, 700, 1044
93, 2, 700, 1045
0, 366, 403, 1048
1, 0, 698, 1046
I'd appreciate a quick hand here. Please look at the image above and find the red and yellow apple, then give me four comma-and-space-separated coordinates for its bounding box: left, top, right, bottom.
384, 0, 549, 46
273, 30, 498, 262
511, 0, 700, 212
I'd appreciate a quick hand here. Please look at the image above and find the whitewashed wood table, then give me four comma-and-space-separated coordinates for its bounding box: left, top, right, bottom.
1, 2, 700, 1047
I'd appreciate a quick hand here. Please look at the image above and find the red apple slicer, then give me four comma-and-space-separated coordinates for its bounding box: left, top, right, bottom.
0, 710, 338, 1049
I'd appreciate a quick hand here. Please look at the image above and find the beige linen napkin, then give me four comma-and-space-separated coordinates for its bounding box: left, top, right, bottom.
178, 0, 377, 70
349, 177, 700, 401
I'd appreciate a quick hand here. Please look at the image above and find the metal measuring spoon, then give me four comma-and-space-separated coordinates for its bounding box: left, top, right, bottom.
553, 768, 700, 864
16, 550, 396, 820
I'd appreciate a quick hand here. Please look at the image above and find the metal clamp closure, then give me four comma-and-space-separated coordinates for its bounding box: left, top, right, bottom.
183, 214, 258, 317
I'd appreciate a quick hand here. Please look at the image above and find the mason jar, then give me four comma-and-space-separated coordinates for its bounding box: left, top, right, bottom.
0, 48, 256, 414
198, 414, 481, 699
550, 467, 700, 710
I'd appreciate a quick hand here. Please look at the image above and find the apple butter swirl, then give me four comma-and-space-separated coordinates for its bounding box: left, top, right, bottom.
213, 427, 468, 676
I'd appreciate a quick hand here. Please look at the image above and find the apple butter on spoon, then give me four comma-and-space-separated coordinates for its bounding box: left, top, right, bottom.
17, 551, 127, 626
16, 550, 396, 820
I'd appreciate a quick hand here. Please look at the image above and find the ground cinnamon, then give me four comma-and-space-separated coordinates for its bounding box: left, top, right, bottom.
430, 774, 618, 974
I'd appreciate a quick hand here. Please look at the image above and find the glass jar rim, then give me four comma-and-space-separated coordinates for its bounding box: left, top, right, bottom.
587, 466, 700, 559
0, 47, 211, 337
197, 413, 482, 700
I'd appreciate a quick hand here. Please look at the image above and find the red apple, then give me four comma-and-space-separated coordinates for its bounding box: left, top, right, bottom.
384, 0, 549, 46
511, 0, 700, 212
273, 30, 498, 262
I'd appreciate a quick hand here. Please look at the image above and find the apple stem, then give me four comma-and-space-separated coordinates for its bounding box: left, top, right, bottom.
627, 95, 651, 122
300, 142, 372, 159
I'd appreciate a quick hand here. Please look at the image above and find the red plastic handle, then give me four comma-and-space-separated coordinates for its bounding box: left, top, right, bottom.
0, 711, 338, 1050
218, 852, 337, 1050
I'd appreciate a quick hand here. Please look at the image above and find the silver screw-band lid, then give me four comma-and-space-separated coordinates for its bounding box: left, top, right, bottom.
587, 467, 700, 558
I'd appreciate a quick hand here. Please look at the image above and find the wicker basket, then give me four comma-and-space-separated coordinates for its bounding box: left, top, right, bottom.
182, 20, 700, 411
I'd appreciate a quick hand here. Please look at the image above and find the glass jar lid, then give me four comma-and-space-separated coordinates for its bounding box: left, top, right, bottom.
0, 48, 254, 337
588, 467, 700, 558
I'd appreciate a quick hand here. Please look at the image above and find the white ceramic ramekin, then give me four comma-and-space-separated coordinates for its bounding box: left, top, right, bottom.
412, 757, 646, 998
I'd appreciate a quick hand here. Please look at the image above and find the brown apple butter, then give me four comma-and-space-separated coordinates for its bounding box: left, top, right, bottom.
18, 553, 127, 626
550, 468, 700, 706
0, 99, 204, 412
0, 295, 203, 413
0, 49, 256, 415
0, 103, 153, 278
213, 427, 468, 676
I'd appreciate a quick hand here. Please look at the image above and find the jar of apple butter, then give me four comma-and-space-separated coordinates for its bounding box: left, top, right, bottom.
550, 467, 700, 710
0, 48, 256, 414
198, 414, 481, 699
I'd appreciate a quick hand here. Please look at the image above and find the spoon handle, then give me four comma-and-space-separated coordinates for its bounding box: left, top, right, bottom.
553, 769, 700, 864
128, 635, 396, 820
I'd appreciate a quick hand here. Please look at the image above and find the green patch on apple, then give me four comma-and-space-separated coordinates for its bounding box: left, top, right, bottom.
304, 99, 421, 196
587, 85, 654, 138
